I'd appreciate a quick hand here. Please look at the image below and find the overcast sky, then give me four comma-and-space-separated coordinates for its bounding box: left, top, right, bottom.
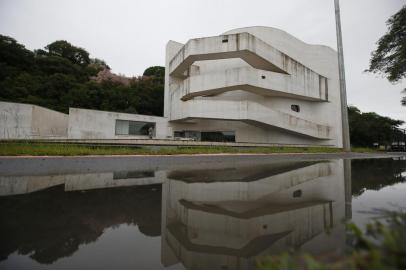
1, 0, 405, 125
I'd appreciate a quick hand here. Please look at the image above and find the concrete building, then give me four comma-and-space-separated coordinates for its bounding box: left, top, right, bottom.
0, 101, 68, 139
165, 26, 343, 147
1, 26, 343, 147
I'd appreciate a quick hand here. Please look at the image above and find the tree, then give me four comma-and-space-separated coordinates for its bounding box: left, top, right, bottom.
45, 40, 90, 66
348, 106, 404, 147
143, 66, 164, 78
367, 6, 406, 82
0, 35, 36, 80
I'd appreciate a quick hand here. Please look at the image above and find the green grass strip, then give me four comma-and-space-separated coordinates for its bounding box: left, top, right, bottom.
0, 142, 375, 156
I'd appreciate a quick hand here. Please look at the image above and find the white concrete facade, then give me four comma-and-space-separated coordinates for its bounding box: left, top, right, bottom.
0, 101, 68, 139
165, 26, 343, 147
68, 108, 168, 139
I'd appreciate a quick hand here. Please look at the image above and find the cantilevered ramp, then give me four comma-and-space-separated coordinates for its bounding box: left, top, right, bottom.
179, 67, 328, 102
169, 32, 326, 83
179, 199, 332, 220
167, 222, 291, 257
169, 32, 289, 78
171, 100, 331, 139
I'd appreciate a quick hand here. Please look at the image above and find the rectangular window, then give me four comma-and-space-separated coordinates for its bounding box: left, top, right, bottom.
113, 170, 155, 180
174, 130, 235, 142
319, 76, 329, 101
115, 120, 155, 136
201, 131, 235, 142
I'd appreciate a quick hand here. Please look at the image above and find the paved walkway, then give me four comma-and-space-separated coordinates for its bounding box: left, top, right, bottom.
0, 152, 405, 176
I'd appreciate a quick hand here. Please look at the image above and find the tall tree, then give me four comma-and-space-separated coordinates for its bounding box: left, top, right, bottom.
143, 66, 164, 78
367, 6, 406, 82
0, 35, 35, 80
45, 40, 90, 66
367, 6, 406, 105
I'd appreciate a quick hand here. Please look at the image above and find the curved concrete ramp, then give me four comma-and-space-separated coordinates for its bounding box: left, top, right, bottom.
172, 100, 331, 139
167, 222, 291, 257
169, 32, 326, 80
179, 67, 328, 101
179, 199, 332, 219
167, 161, 320, 183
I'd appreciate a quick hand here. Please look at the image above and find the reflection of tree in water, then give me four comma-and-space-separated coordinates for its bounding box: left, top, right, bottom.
351, 158, 406, 197
0, 184, 161, 264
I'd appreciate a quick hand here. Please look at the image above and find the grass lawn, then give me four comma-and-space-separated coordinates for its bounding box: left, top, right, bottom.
0, 142, 375, 156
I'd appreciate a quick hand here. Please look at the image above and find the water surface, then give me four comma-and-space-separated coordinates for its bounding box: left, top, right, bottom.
0, 157, 405, 270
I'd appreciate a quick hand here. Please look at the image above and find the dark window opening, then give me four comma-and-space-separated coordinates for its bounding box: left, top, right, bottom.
174, 131, 185, 138
201, 131, 235, 142
113, 170, 155, 180
222, 36, 228, 43
261, 75, 266, 79
291, 105, 300, 113
174, 131, 235, 142
174, 131, 200, 141
293, 189, 302, 198
115, 120, 155, 136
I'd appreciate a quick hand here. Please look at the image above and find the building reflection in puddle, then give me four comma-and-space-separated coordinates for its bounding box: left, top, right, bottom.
161, 160, 348, 270
0, 158, 352, 270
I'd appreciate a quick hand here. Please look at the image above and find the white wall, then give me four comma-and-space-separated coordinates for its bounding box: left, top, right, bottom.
0, 101, 68, 139
68, 108, 169, 139
31, 105, 69, 138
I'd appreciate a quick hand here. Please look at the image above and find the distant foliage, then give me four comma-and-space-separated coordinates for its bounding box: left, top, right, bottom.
348, 106, 404, 147
0, 34, 164, 116
143, 66, 165, 78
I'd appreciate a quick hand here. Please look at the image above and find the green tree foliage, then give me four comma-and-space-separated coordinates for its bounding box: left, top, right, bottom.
45, 40, 90, 66
0, 35, 35, 80
143, 66, 165, 78
367, 6, 406, 83
0, 34, 164, 116
348, 106, 404, 147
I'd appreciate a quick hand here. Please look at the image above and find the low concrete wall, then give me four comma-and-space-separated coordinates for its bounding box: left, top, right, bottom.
31, 105, 69, 138
0, 102, 32, 139
0, 102, 68, 139
68, 108, 169, 139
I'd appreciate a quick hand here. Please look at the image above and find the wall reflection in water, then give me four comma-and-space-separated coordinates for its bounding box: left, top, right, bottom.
161, 160, 348, 270
0, 158, 368, 270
